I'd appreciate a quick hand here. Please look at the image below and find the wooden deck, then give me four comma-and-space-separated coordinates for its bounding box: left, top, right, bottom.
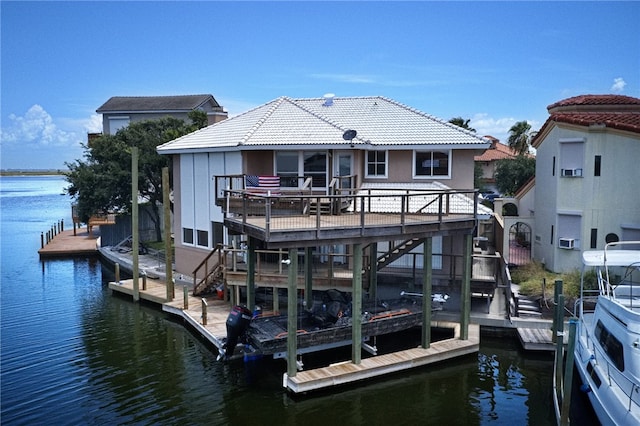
284, 322, 479, 393
38, 227, 99, 257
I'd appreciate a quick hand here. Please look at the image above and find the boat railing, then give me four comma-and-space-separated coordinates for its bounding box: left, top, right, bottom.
577, 325, 640, 412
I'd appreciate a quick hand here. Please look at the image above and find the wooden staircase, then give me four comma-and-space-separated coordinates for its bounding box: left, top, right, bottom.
193, 244, 225, 296
367, 237, 426, 272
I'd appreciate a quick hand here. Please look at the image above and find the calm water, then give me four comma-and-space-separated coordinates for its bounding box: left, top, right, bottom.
1, 175, 564, 425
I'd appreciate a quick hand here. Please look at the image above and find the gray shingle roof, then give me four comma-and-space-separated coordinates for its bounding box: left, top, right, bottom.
157, 96, 489, 154
97, 94, 222, 113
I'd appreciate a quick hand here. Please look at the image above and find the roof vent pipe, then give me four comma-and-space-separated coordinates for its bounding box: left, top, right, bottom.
323, 93, 335, 106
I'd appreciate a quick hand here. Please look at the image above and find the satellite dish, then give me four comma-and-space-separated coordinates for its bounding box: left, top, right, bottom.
342, 129, 357, 141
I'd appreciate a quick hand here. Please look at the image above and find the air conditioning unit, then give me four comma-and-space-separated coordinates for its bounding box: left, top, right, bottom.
561, 168, 583, 177
559, 238, 575, 249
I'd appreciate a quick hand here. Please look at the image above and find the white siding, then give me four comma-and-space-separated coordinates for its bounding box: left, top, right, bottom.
180, 155, 195, 245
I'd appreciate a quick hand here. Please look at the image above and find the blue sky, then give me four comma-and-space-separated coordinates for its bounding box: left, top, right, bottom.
1, 1, 638, 170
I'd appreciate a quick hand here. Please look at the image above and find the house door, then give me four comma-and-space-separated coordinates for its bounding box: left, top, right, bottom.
334, 152, 353, 193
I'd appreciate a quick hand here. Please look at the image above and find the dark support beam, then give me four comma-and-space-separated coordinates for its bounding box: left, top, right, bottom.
460, 234, 472, 340
246, 237, 256, 311
369, 242, 377, 301
287, 248, 299, 377
421, 237, 433, 349
351, 243, 363, 364
305, 247, 313, 309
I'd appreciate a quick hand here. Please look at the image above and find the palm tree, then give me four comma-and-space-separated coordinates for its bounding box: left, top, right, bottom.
449, 117, 476, 132
507, 121, 533, 155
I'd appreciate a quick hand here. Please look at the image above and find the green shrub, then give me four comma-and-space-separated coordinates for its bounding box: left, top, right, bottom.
510, 261, 589, 299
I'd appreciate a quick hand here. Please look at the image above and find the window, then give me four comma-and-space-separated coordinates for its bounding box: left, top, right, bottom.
197, 230, 208, 247
183, 228, 194, 245
366, 150, 387, 178
303, 151, 327, 188
590, 229, 598, 249
275, 151, 298, 187
557, 213, 581, 249
559, 139, 585, 178
212, 222, 223, 247
275, 151, 328, 188
595, 320, 625, 372
414, 151, 450, 177
108, 116, 130, 134
594, 155, 601, 177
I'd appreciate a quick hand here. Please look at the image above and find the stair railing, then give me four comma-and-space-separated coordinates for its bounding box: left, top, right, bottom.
192, 243, 226, 296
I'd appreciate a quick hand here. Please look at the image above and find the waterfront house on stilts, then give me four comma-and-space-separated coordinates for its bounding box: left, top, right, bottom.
157, 95, 494, 391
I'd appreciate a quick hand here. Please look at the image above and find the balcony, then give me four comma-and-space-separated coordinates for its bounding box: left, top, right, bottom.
220, 188, 480, 248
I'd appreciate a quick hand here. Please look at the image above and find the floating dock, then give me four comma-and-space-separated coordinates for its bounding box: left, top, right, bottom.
284, 322, 479, 393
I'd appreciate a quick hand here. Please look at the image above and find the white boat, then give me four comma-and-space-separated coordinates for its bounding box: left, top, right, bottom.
574, 241, 640, 425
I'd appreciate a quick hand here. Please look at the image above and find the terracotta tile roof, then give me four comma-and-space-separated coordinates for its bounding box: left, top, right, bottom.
547, 94, 640, 110
474, 140, 520, 161
532, 94, 640, 147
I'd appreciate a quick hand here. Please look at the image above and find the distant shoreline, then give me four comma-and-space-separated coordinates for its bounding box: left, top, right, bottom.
1, 170, 67, 176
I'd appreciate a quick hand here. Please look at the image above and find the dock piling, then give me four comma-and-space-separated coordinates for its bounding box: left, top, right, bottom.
201, 298, 208, 325
184, 285, 189, 309
115, 263, 120, 284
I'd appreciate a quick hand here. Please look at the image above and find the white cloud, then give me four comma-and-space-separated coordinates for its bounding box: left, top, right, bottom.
1, 104, 78, 147
611, 77, 626, 92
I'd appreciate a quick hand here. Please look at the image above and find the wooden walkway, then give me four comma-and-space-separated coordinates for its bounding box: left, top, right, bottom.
108, 277, 230, 355
38, 227, 99, 257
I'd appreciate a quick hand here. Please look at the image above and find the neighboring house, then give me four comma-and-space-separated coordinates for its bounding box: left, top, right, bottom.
531, 94, 640, 273
96, 94, 227, 135
93, 94, 227, 246
474, 136, 520, 193
157, 95, 492, 276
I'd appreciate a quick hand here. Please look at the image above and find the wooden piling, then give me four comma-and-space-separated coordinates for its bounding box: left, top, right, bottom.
201, 299, 208, 325
183, 285, 189, 309
162, 167, 173, 302
422, 237, 433, 348
560, 318, 577, 425
352, 243, 363, 365
131, 147, 139, 303
115, 263, 120, 283
287, 248, 298, 378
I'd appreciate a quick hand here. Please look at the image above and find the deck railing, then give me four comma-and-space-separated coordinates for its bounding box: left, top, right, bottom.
222, 188, 479, 239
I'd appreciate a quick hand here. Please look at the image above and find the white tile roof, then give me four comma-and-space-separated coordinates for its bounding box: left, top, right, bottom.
350, 182, 493, 218
157, 96, 489, 153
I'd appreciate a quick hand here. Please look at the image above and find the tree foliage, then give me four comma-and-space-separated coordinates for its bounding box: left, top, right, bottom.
65, 112, 207, 241
449, 116, 476, 132
507, 120, 535, 155
494, 155, 536, 196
